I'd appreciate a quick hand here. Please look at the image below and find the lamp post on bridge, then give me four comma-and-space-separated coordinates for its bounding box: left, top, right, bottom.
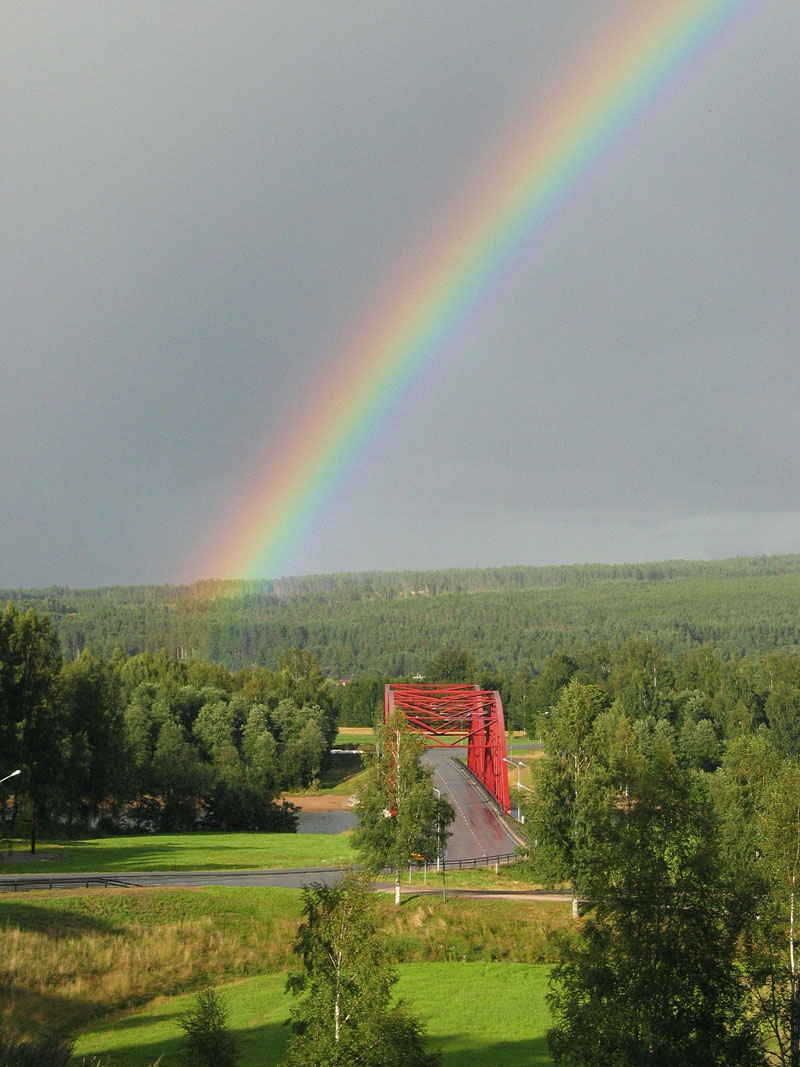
503, 758, 528, 822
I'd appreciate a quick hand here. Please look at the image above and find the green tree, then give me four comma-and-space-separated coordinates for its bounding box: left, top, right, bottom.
283, 870, 439, 1067
525, 679, 609, 916
352, 711, 453, 905
277, 648, 335, 724
766, 684, 800, 759
610, 638, 675, 722
151, 719, 210, 830
527, 650, 578, 736
192, 698, 237, 759
547, 742, 763, 1066
678, 717, 721, 772
752, 762, 800, 1066
332, 677, 385, 728
426, 647, 475, 684
59, 651, 125, 830
0, 604, 64, 853
178, 986, 239, 1067
241, 704, 280, 791
676, 644, 723, 704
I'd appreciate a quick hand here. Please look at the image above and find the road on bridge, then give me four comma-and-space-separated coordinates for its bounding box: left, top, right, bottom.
423, 746, 524, 863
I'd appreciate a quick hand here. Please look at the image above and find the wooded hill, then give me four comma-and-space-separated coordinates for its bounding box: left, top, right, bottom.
3, 554, 799, 676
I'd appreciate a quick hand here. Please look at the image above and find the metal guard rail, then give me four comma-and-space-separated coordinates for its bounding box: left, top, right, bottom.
396, 850, 525, 874
0, 853, 530, 892
0, 876, 135, 893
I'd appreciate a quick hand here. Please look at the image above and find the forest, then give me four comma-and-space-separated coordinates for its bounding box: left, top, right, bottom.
2, 568, 800, 846
0, 603, 339, 843
2, 554, 799, 677
523, 668, 800, 1065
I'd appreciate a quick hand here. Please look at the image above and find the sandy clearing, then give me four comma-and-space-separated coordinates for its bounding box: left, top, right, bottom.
282, 794, 356, 812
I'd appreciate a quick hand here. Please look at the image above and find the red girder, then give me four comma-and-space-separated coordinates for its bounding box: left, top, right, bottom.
384, 683, 510, 814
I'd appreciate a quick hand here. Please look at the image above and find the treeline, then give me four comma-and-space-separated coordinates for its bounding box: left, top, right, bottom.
0, 604, 342, 847
2, 555, 799, 675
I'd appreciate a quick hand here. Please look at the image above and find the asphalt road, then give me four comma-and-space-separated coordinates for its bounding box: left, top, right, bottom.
422, 747, 524, 864
0, 752, 525, 893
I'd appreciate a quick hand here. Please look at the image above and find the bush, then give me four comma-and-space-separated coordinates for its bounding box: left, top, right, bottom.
0, 1033, 73, 1067
178, 987, 239, 1067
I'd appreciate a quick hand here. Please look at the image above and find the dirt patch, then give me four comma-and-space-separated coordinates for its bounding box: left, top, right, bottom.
282, 794, 356, 812
337, 727, 374, 736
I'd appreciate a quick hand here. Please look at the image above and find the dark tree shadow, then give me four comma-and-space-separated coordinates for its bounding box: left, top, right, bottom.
75, 1018, 292, 1066
0, 900, 121, 937
76, 1020, 551, 1066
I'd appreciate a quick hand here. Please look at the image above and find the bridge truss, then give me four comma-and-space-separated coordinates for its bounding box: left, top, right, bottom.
384, 683, 510, 814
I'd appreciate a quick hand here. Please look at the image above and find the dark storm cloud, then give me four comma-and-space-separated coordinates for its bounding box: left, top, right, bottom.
1, 2, 797, 585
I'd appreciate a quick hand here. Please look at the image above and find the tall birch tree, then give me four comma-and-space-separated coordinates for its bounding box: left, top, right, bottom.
283, 870, 438, 1067
755, 762, 800, 1066
352, 711, 453, 905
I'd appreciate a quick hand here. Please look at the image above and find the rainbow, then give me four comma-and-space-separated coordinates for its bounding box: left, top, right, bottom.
200, 0, 761, 582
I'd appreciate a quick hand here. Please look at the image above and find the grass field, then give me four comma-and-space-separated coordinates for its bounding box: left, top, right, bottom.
73, 962, 554, 1066
0, 886, 571, 1040
0, 831, 356, 875
335, 727, 377, 746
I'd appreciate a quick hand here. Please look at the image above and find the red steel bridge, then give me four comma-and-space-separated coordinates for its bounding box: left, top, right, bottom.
384, 683, 510, 814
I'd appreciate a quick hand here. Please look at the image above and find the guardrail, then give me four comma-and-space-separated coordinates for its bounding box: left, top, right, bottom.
441, 851, 520, 871
400, 850, 526, 877
0, 853, 530, 894
0, 876, 135, 893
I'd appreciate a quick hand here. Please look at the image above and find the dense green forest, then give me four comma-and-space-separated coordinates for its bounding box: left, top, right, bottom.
2, 555, 799, 676
0, 603, 339, 842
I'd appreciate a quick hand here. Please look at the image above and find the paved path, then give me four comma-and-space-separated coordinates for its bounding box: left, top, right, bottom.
0, 866, 347, 892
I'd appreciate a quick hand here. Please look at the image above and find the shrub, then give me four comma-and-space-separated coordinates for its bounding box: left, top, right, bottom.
177, 987, 239, 1067
0, 1033, 73, 1067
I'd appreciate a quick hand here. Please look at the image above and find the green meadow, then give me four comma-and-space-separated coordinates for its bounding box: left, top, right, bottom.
1, 831, 356, 875
73, 963, 553, 1066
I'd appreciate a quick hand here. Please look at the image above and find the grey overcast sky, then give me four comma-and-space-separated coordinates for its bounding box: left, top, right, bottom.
1, 1, 798, 587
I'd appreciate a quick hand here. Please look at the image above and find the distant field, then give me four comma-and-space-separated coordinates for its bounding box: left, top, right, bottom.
335, 730, 376, 747
0, 831, 355, 875
336, 726, 376, 740
74, 962, 554, 1066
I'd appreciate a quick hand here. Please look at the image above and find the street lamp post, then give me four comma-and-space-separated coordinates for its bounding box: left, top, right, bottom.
503, 757, 528, 821
1, 770, 20, 839
432, 787, 442, 873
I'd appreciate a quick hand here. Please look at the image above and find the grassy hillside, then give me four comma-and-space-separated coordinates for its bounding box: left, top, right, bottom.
73, 963, 554, 1066
0, 885, 571, 1042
